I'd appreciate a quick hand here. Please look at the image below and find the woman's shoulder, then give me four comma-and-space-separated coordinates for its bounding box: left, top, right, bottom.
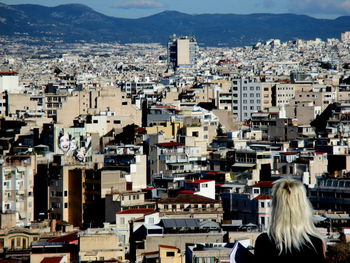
254, 232, 278, 256
308, 234, 324, 249
256, 232, 270, 242
255, 232, 274, 247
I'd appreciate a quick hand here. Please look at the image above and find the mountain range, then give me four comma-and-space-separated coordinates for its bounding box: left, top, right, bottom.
1, 2, 350, 46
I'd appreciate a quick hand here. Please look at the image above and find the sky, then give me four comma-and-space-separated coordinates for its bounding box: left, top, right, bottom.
2, 0, 350, 19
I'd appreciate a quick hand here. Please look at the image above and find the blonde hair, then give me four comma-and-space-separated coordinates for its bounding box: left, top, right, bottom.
268, 177, 321, 254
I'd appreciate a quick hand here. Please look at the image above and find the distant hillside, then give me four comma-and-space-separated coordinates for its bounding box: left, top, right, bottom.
0, 2, 350, 46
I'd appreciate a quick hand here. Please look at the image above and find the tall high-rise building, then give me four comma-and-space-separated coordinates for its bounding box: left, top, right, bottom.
167, 35, 199, 70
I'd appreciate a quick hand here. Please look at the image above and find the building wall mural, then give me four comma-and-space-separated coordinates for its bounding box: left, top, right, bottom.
55, 128, 92, 163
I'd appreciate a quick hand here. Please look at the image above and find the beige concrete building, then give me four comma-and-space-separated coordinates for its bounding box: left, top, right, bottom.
146, 121, 184, 140
101, 170, 127, 198
157, 194, 223, 222
0, 228, 40, 252
79, 229, 125, 262
56, 87, 141, 128
261, 83, 274, 109
177, 39, 190, 66
159, 245, 182, 263
139, 232, 224, 263
276, 83, 295, 106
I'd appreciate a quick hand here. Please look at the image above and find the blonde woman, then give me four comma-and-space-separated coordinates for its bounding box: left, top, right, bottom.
254, 178, 326, 263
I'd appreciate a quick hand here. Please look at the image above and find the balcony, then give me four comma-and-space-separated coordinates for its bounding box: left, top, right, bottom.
164, 155, 188, 163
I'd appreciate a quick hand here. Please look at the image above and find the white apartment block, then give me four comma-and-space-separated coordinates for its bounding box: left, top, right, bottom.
217, 77, 262, 121
0, 155, 35, 226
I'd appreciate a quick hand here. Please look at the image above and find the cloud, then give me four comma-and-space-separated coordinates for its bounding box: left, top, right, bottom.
112, 0, 164, 9
291, 0, 350, 15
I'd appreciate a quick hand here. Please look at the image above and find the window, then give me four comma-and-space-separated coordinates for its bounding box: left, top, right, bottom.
243, 100, 247, 104
256, 93, 260, 98
250, 93, 254, 97
192, 131, 199, 137
256, 86, 260, 91
64, 203, 68, 208
120, 217, 125, 224
122, 102, 128, 105
260, 201, 265, 208
114, 120, 121, 124
93, 120, 98, 124
167, 252, 175, 257
149, 217, 154, 224
52, 202, 60, 208
64, 191, 68, 197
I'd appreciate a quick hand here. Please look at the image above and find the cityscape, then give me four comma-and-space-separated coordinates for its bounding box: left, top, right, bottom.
1, 1, 350, 262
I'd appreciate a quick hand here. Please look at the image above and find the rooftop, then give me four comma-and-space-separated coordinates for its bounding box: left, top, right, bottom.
157, 142, 185, 148
254, 194, 271, 200
158, 194, 217, 204
251, 181, 274, 188
40, 257, 63, 263
117, 208, 156, 215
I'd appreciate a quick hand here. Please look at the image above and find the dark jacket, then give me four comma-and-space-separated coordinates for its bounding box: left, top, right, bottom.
254, 232, 326, 263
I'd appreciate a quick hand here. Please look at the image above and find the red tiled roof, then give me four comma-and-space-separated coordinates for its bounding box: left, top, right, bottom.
186, 179, 213, 183
153, 105, 174, 109
117, 208, 156, 215
159, 245, 179, 250
315, 152, 327, 155
280, 152, 297, 155
0, 72, 18, 75
158, 194, 217, 204
157, 142, 184, 148
40, 257, 63, 263
143, 187, 155, 191
48, 232, 78, 243
255, 194, 271, 200
135, 127, 146, 133
251, 181, 274, 188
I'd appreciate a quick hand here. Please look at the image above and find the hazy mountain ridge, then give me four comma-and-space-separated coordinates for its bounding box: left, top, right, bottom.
1, 2, 350, 46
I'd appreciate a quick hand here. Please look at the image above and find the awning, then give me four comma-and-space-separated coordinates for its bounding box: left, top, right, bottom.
232, 163, 256, 167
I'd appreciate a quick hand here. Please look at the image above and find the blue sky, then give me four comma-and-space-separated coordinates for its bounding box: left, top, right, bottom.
2, 0, 350, 19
